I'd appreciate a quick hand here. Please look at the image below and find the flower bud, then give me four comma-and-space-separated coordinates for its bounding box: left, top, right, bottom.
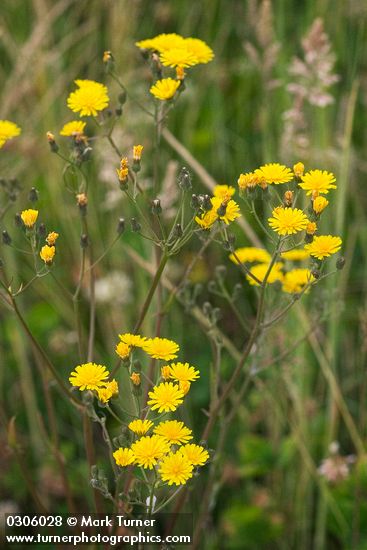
173, 223, 183, 238
38, 223, 47, 238
28, 187, 38, 202
161, 366, 171, 380
311, 268, 320, 279
178, 167, 192, 190
313, 196, 329, 215
80, 233, 89, 248
216, 202, 227, 217
130, 372, 141, 386
306, 222, 317, 235
46, 131, 59, 153
202, 194, 212, 212
305, 233, 314, 244
131, 218, 141, 232
76, 193, 88, 215
117, 218, 125, 234
118, 91, 127, 105
284, 190, 293, 207
115, 106, 122, 116
336, 256, 345, 270
293, 162, 304, 178
2, 230, 11, 245
190, 194, 200, 209
14, 213, 22, 227
151, 198, 162, 215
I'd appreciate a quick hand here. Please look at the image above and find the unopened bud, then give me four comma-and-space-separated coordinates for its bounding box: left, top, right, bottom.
80, 234, 89, 248
305, 233, 314, 244
336, 256, 345, 270
306, 222, 317, 235
311, 268, 320, 279
29, 187, 38, 202
118, 91, 127, 105
46, 131, 58, 153
202, 194, 212, 212
190, 194, 200, 209
131, 218, 141, 232
178, 167, 192, 190
173, 223, 183, 238
2, 230, 11, 245
284, 190, 293, 207
216, 202, 227, 217
14, 213, 22, 227
293, 162, 304, 178
151, 199, 162, 215
38, 223, 47, 238
115, 106, 122, 116
117, 218, 125, 234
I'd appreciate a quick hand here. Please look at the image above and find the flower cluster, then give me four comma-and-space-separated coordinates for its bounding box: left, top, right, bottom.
135, 33, 214, 101
233, 162, 342, 293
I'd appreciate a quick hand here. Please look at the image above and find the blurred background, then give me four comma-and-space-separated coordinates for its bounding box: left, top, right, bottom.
1, 1, 367, 548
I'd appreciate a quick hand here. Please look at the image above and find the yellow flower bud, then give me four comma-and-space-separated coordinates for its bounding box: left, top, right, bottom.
115, 342, 131, 360
306, 222, 317, 235
21, 209, 38, 228
313, 196, 329, 215
161, 366, 171, 380
293, 162, 304, 178
130, 372, 141, 386
40, 245, 55, 265
46, 231, 59, 246
133, 145, 143, 162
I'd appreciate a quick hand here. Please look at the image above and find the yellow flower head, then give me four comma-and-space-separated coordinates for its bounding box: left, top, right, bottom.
103, 50, 112, 63
59, 120, 86, 137
213, 197, 241, 225
229, 247, 271, 265
282, 269, 315, 294
246, 263, 284, 286
21, 209, 38, 228
133, 145, 143, 161
181, 443, 209, 466
168, 362, 200, 383
46, 231, 59, 246
118, 333, 146, 348
130, 372, 141, 386
299, 169, 337, 195
113, 447, 135, 467
161, 366, 171, 380
147, 382, 185, 413
306, 222, 317, 235
136, 33, 186, 53
195, 207, 219, 229
255, 163, 293, 185
154, 420, 193, 445
142, 337, 179, 360
69, 363, 109, 391
213, 185, 236, 202
304, 235, 342, 260
115, 341, 131, 360
313, 196, 329, 214
293, 162, 305, 178
158, 451, 194, 486
237, 172, 260, 190
67, 79, 109, 117
131, 435, 170, 469
97, 379, 119, 403
150, 78, 180, 101
184, 38, 214, 64
0, 120, 21, 148
40, 245, 55, 265
268, 207, 309, 235
160, 48, 198, 68
128, 419, 154, 436
280, 249, 310, 261
116, 157, 129, 183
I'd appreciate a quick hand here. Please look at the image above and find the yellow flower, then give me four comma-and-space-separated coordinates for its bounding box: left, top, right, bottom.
40, 245, 55, 265
306, 222, 317, 235
150, 78, 180, 101
313, 196, 329, 214
130, 372, 141, 386
293, 162, 305, 178
0, 120, 21, 148
282, 269, 315, 294
181, 444, 209, 466
255, 163, 293, 185
160, 48, 198, 68
67, 79, 109, 117
118, 333, 146, 348
213, 185, 236, 202
304, 235, 342, 260
21, 209, 38, 228
69, 363, 109, 391
268, 207, 309, 235
128, 419, 154, 436
97, 379, 119, 403
229, 247, 271, 265
116, 157, 129, 183
237, 172, 259, 190
184, 38, 214, 64
246, 263, 284, 286
195, 207, 218, 229
131, 435, 170, 469
280, 249, 310, 261
168, 362, 200, 383
147, 382, 185, 413
196, 196, 241, 228
142, 337, 179, 360
46, 232, 59, 246
103, 50, 112, 63
299, 169, 337, 195
59, 120, 86, 136
133, 145, 143, 161
115, 341, 131, 360
136, 34, 186, 53
158, 451, 193, 486
113, 447, 135, 467
154, 420, 193, 445
161, 366, 171, 380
